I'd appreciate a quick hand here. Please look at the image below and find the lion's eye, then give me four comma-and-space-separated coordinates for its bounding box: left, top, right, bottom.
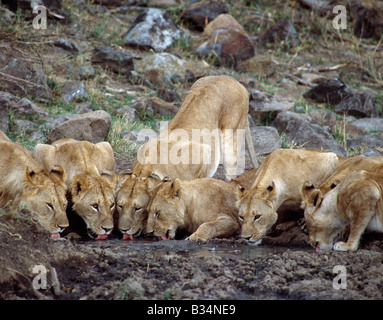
254, 214, 262, 222
110, 203, 115, 210
135, 207, 143, 214
117, 204, 123, 210
46, 203, 54, 211
154, 211, 159, 218
92, 204, 99, 211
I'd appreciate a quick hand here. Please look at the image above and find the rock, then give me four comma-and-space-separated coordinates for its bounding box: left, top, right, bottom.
115, 106, 140, 122
1, 7, 16, 24
75, 101, 93, 114
92, 0, 122, 6
121, 129, 157, 144
123, 8, 183, 52
237, 56, 276, 77
71, 61, 95, 80
131, 96, 179, 117
334, 92, 377, 118
181, 0, 229, 30
0, 109, 10, 132
47, 110, 112, 144
134, 52, 206, 85
91, 46, 134, 75
303, 78, 352, 105
249, 90, 295, 121
61, 81, 89, 104
52, 38, 81, 54
146, 0, 178, 7
196, 14, 255, 66
250, 126, 282, 156
258, 19, 300, 47
354, 6, 383, 40
347, 133, 383, 150
352, 118, 383, 132
0, 59, 51, 101
0, 91, 50, 121
362, 148, 383, 157
309, 109, 336, 126
13, 119, 35, 134
273, 111, 347, 157
157, 88, 181, 103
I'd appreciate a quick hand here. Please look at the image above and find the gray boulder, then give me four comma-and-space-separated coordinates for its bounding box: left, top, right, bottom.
91, 46, 134, 75
352, 118, 383, 132
250, 126, 282, 156
123, 8, 183, 52
273, 111, 347, 157
347, 133, 383, 150
303, 78, 352, 105
47, 110, 112, 144
335, 92, 377, 117
0, 59, 51, 101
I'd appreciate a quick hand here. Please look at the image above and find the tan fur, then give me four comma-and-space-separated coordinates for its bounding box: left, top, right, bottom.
116, 171, 162, 238
146, 178, 241, 241
301, 155, 383, 220
133, 75, 258, 181
306, 170, 383, 251
230, 168, 258, 190
0, 133, 68, 236
237, 148, 344, 244
34, 138, 116, 238
116, 167, 258, 239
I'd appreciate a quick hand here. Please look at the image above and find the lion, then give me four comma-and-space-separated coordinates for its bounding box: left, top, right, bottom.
237, 148, 345, 244
116, 167, 258, 240
116, 75, 257, 239
146, 178, 241, 241
116, 170, 162, 240
132, 75, 258, 181
306, 170, 383, 252
301, 155, 383, 220
34, 138, 116, 240
0, 135, 68, 239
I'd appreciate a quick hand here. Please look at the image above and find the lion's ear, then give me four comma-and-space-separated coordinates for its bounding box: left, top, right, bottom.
101, 169, 117, 188
309, 189, 323, 208
117, 170, 134, 186
25, 167, 37, 184
50, 165, 66, 183
263, 181, 276, 200
146, 172, 163, 191
169, 178, 182, 198
236, 184, 246, 198
70, 175, 88, 198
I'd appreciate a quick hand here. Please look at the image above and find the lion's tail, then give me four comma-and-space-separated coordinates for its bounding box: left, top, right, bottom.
245, 117, 258, 169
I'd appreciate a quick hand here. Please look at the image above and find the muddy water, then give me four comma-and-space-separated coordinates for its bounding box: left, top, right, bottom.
75, 238, 303, 259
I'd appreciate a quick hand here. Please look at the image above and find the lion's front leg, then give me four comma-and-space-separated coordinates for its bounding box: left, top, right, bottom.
334, 209, 376, 251
186, 216, 239, 241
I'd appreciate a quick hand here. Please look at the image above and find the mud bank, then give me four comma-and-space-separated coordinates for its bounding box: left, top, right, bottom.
1, 216, 383, 300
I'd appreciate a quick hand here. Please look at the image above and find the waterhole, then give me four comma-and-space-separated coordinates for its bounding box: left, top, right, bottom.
73, 238, 301, 260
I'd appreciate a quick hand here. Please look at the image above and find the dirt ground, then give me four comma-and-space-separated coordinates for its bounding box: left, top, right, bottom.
1, 159, 383, 301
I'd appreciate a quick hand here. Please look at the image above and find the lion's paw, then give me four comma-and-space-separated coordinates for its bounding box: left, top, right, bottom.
186, 233, 208, 242
333, 241, 351, 251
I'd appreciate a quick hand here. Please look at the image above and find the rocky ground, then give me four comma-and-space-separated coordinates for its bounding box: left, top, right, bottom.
1, 0, 383, 301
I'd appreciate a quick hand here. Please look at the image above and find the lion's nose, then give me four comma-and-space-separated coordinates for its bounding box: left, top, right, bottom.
102, 227, 113, 234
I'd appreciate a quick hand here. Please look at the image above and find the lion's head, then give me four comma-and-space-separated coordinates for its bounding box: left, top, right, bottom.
70, 171, 116, 240
237, 182, 278, 244
146, 179, 184, 240
304, 186, 344, 251
116, 171, 162, 239
21, 166, 69, 239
